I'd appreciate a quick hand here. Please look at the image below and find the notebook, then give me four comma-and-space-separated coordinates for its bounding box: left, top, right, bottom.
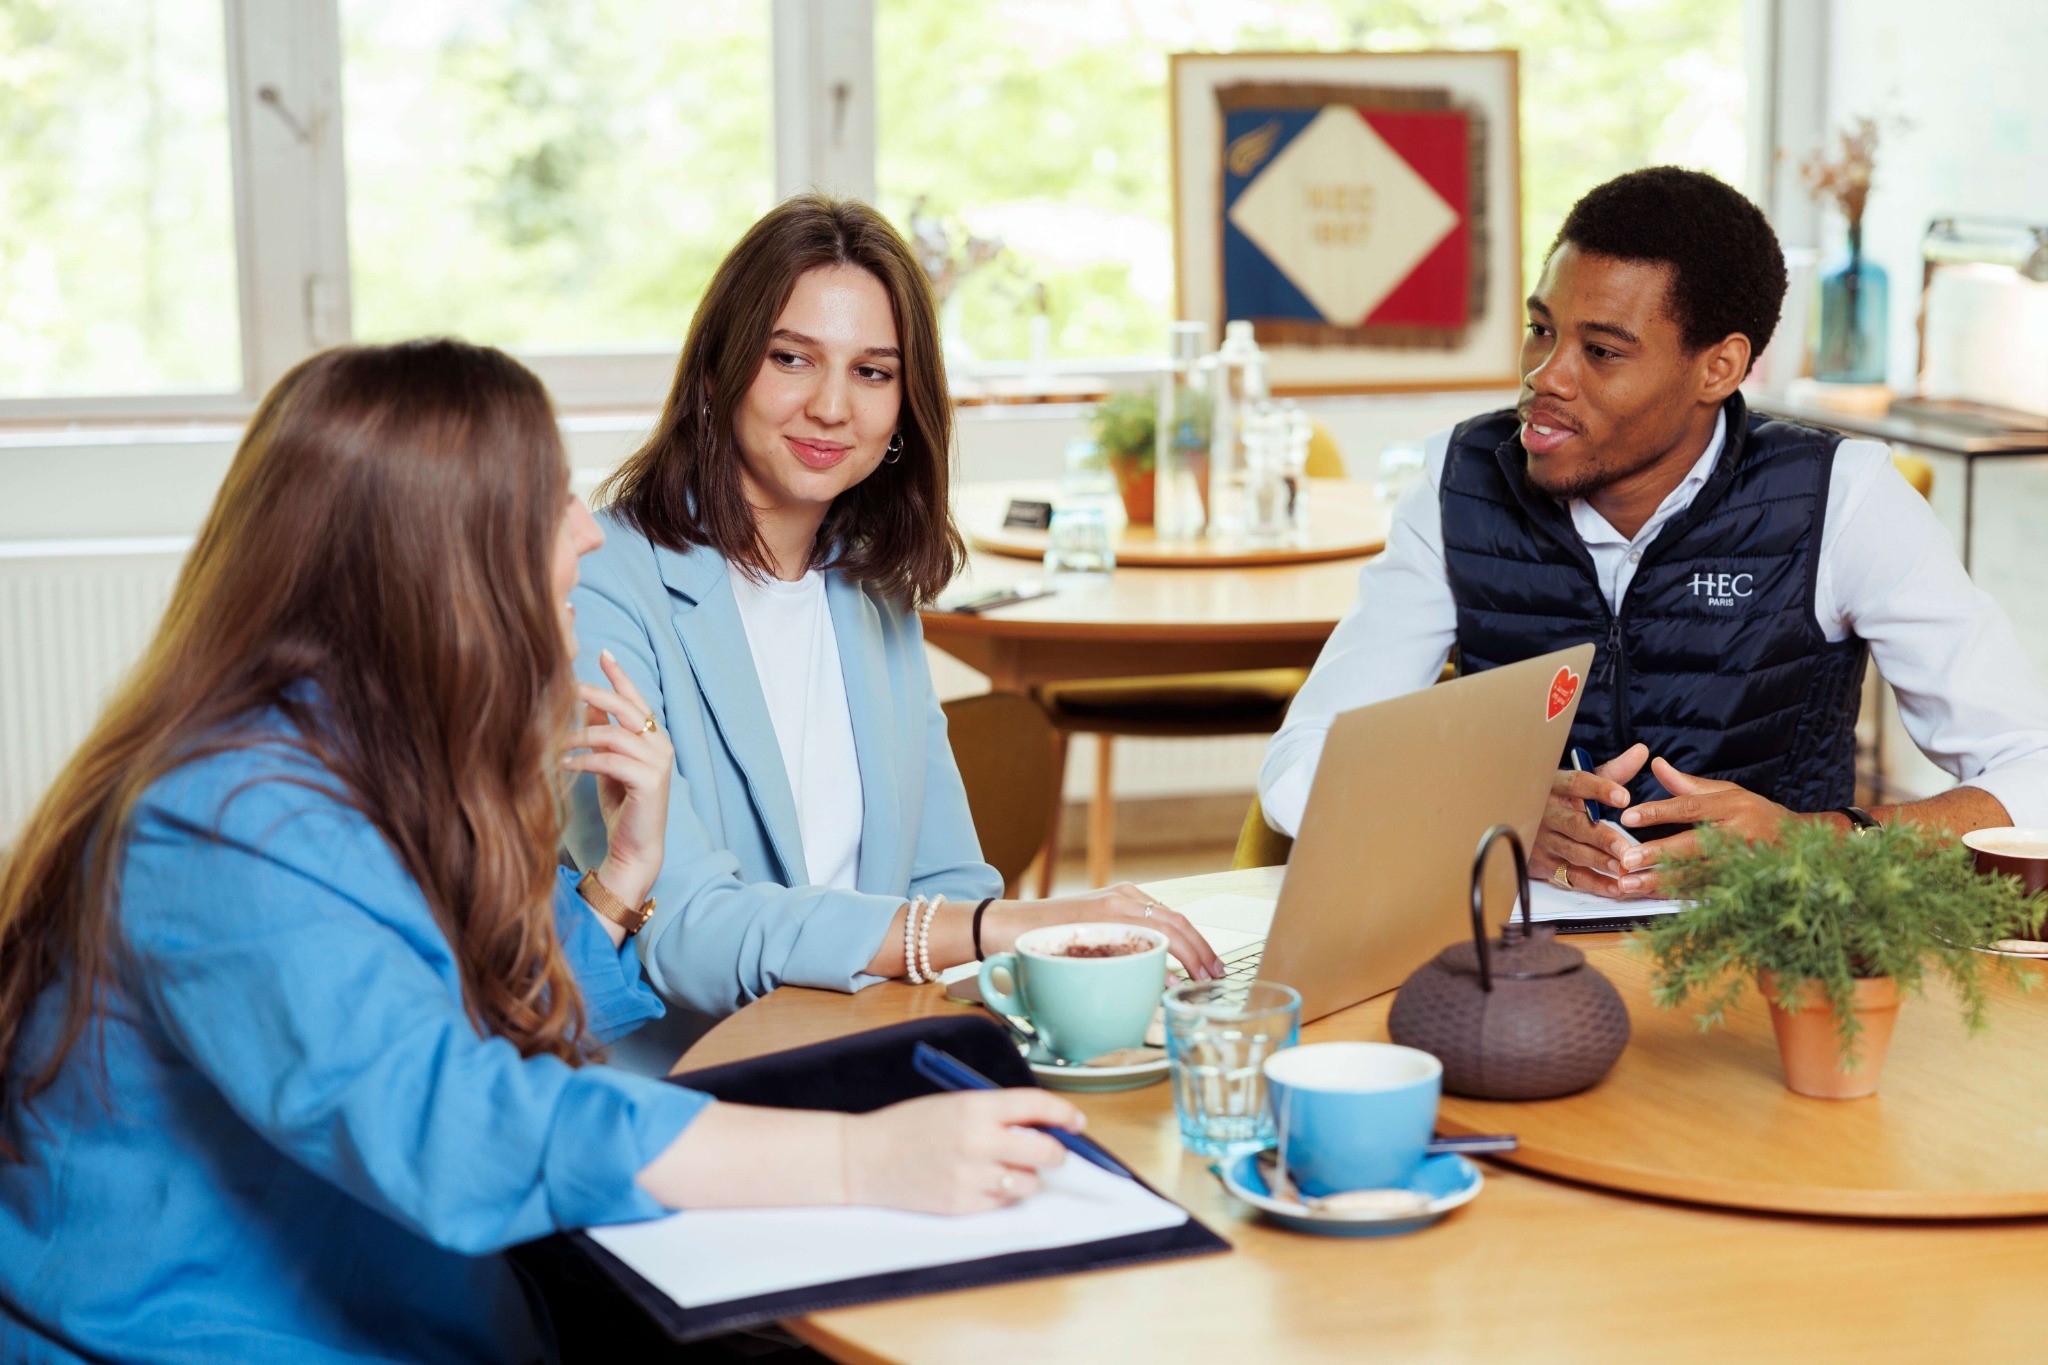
588, 1152, 1188, 1310
546, 1016, 1229, 1343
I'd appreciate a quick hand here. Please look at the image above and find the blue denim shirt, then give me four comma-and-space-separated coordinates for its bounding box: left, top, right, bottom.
0, 732, 708, 1363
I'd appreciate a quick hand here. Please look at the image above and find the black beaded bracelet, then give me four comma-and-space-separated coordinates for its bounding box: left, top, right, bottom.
971, 896, 996, 960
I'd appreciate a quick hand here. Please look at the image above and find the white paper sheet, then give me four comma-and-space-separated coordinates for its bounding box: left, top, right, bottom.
1519, 880, 1684, 924
1174, 892, 1277, 955
587, 1154, 1188, 1310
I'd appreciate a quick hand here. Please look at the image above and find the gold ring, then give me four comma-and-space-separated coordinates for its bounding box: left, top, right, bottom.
1551, 864, 1572, 890
640, 713, 657, 734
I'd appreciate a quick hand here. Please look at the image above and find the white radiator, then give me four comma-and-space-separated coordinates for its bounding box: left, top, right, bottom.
0, 539, 190, 846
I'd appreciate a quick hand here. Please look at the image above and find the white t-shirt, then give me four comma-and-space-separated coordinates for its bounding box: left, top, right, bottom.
726, 564, 863, 889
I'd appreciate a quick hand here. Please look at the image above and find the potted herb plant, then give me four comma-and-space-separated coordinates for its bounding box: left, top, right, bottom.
1640, 821, 2038, 1099
1088, 388, 1156, 526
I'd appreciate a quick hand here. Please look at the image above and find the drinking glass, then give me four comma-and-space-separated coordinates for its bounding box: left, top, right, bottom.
1042, 505, 1115, 587
1164, 980, 1301, 1157
1374, 440, 1426, 505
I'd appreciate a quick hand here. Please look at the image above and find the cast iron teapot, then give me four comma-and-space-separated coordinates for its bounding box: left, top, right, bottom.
1387, 823, 1630, 1100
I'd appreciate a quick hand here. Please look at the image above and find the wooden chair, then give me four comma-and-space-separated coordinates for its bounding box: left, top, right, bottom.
941, 692, 1062, 897
1033, 421, 1349, 894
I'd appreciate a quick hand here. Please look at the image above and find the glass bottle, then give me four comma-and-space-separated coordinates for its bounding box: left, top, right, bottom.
1207, 319, 1269, 537
1155, 321, 1214, 539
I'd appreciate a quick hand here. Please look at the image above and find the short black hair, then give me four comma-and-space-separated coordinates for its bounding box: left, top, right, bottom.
1551, 167, 1786, 373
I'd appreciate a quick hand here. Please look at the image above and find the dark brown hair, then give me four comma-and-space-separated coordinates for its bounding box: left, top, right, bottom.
600, 193, 965, 605
0, 340, 588, 1157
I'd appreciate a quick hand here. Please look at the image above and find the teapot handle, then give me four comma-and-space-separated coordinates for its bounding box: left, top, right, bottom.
1467, 823, 1533, 994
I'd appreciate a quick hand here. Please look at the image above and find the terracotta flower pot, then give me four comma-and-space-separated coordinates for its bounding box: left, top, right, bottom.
1108, 454, 1155, 526
1758, 970, 1901, 1099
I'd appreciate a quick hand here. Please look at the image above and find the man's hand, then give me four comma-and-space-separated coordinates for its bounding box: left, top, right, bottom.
1532, 742, 1647, 899
1614, 756, 1796, 891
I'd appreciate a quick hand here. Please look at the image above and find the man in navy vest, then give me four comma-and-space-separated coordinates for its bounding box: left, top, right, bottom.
1260, 167, 2048, 899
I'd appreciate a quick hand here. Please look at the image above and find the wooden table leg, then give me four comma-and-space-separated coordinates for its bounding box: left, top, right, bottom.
1087, 735, 1115, 887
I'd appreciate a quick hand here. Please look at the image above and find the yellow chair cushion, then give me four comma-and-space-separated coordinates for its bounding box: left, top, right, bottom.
1233, 794, 1294, 870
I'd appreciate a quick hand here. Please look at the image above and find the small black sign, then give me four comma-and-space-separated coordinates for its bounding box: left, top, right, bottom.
1002, 499, 1055, 530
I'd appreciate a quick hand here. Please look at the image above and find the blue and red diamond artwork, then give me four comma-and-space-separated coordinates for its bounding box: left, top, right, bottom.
1219, 87, 1483, 349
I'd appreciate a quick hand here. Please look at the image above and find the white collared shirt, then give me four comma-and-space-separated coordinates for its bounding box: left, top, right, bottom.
1258, 414, 2048, 835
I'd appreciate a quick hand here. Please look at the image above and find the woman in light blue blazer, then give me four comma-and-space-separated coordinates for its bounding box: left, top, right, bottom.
567, 196, 1223, 1034
0, 340, 1079, 1364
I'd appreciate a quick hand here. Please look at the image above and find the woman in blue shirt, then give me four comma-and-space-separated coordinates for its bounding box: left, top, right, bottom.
0, 339, 1080, 1364
567, 196, 1225, 1035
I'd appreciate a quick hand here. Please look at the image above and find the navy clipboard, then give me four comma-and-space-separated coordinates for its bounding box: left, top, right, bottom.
526, 1015, 1229, 1346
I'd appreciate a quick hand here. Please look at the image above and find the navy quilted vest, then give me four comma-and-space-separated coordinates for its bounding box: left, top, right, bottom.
1440, 393, 1867, 817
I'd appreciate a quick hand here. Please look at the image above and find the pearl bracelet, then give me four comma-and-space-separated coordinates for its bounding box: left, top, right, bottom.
915, 894, 944, 984
903, 895, 929, 983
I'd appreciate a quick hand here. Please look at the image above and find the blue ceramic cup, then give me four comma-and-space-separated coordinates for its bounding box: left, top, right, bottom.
1263, 1041, 1443, 1196
978, 923, 1167, 1063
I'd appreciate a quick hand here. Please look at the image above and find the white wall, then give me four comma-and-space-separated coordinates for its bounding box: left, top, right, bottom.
1822, 0, 2048, 387
1820, 0, 2048, 798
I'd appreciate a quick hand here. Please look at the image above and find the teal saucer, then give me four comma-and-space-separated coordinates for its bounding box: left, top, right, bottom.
1215, 1150, 1482, 1237
1025, 1039, 1169, 1092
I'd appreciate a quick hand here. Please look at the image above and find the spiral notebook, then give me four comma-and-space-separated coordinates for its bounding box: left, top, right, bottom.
550, 1016, 1230, 1343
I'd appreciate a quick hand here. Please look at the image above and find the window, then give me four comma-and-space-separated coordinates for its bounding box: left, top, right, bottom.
340, 0, 772, 352
876, 0, 1746, 363
2, 0, 1756, 416
0, 0, 241, 398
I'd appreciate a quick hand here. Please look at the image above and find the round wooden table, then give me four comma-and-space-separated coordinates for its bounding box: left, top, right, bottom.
680, 868, 2048, 1364
922, 483, 1387, 692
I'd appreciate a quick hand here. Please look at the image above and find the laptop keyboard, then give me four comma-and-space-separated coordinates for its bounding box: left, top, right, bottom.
1172, 940, 1265, 984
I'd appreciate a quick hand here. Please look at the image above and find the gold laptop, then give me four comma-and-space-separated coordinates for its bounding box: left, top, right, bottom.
1193, 643, 1596, 1024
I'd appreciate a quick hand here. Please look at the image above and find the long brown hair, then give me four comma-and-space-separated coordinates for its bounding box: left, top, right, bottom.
0, 340, 587, 1156
601, 193, 965, 605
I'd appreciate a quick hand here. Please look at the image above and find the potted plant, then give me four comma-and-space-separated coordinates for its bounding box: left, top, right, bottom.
1640, 821, 2038, 1099
1088, 388, 1156, 525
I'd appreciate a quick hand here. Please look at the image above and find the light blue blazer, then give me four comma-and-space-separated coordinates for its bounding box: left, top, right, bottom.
565, 510, 1002, 1019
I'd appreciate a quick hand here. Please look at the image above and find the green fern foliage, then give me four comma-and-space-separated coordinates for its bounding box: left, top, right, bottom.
1637, 820, 2040, 1058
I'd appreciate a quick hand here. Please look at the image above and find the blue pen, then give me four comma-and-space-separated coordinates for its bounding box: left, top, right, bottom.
910, 1042, 1129, 1179
1568, 745, 1605, 826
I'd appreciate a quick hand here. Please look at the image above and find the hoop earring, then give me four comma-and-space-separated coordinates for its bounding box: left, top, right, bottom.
883, 432, 905, 464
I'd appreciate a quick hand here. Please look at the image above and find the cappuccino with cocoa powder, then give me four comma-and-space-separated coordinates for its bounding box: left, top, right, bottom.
1047, 936, 1152, 959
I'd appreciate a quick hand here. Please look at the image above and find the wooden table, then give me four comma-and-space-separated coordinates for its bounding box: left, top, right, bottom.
680, 869, 2048, 1364
922, 484, 1387, 693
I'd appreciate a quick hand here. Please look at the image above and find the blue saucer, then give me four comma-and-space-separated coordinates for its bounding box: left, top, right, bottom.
1215, 1150, 1483, 1237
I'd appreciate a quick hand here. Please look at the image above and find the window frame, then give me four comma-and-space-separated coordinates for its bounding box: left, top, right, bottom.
0, 0, 1778, 426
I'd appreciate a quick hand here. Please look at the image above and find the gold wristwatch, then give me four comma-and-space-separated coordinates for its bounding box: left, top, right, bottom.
577, 869, 655, 936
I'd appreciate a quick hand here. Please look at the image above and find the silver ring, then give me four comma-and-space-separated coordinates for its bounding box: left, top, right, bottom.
996, 1171, 1019, 1196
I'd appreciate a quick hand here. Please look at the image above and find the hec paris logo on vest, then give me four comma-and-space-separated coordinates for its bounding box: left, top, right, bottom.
1689, 570, 1755, 609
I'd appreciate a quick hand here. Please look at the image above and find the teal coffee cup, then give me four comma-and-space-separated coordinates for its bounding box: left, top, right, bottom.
977, 923, 1167, 1063
1264, 1041, 1442, 1197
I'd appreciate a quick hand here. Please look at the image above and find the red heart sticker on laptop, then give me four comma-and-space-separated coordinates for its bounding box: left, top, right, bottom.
1546, 666, 1580, 722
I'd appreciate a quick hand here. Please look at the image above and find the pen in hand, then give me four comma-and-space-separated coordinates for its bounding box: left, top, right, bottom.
1568, 746, 1605, 826
910, 1043, 1127, 1179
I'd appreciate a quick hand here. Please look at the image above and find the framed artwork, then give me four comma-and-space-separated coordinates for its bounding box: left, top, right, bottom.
1170, 50, 1522, 394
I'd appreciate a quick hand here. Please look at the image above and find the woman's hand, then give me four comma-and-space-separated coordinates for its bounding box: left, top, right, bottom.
564, 650, 673, 910
842, 1090, 1083, 1213
982, 884, 1227, 980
